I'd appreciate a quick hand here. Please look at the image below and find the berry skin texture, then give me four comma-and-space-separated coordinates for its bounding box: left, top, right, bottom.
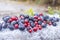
8, 25, 14, 30
14, 24, 19, 29
8, 18, 13, 22
24, 19, 29, 23
3, 16, 11, 22
34, 16, 38, 19
2, 22, 7, 29
38, 25, 42, 30
38, 21, 42, 25
24, 23, 28, 27
52, 23, 57, 26
35, 21, 38, 25
30, 22, 35, 28
11, 16, 18, 21
28, 29, 32, 33
0, 23, 2, 31
39, 13, 43, 16
33, 27, 38, 32
42, 23, 47, 28
11, 21, 17, 25
19, 25, 25, 31
48, 22, 52, 25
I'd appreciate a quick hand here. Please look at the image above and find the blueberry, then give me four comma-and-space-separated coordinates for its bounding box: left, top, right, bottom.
29, 20, 33, 23
24, 14, 29, 18
2, 22, 7, 29
39, 16, 44, 21
51, 20, 55, 23
2, 16, 11, 22
30, 22, 35, 28
0, 23, 2, 30
52, 22, 57, 26
18, 21, 23, 25
11, 21, 18, 25
34, 13, 38, 16
33, 18, 38, 22
19, 24, 25, 31
53, 18, 59, 22
44, 15, 49, 21
41, 23, 47, 28
20, 20, 24, 23
27, 27, 31, 30
8, 25, 14, 30
38, 21, 42, 25
56, 18, 59, 22
29, 17, 34, 22
49, 17, 53, 21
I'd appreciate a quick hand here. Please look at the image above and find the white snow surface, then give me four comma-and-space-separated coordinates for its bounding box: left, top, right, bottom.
0, 1, 60, 40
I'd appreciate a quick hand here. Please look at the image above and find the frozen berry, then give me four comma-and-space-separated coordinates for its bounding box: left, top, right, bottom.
39, 25, 42, 30
35, 21, 38, 25
38, 21, 42, 25
52, 22, 57, 26
11, 21, 17, 25
28, 29, 32, 33
24, 15, 29, 18
11, 16, 18, 21
19, 25, 25, 31
8, 18, 13, 22
34, 13, 38, 16
14, 24, 19, 29
24, 23, 28, 27
48, 21, 52, 25
2, 22, 7, 29
39, 13, 43, 16
33, 27, 38, 32
41, 23, 47, 28
44, 15, 49, 21
3, 16, 11, 22
8, 25, 14, 30
30, 22, 35, 28
0, 23, 2, 30
34, 16, 38, 19
24, 19, 29, 23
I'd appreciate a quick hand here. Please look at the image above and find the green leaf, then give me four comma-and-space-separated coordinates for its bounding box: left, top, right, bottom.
25, 8, 34, 16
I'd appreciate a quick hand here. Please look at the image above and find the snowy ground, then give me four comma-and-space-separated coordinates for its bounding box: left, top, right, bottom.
0, 1, 60, 40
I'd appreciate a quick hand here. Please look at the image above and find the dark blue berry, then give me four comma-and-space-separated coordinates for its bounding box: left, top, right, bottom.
11, 21, 17, 25
38, 21, 42, 25
2, 22, 7, 29
19, 24, 25, 31
34, 13, 39, 16
52, 22, 57, 26
39, 16, 44, 21
20, 20, 24, 23
2, 16, 11, 22
29, 17, 34, 22
8, 25, 14, 30
30, 22, 35, 28
41, 23, 47, 28
44, 15, 49, 21
49, 17, 53, 21
29, 20, 33, 23
24, 14, 29, 18
0, 23, 2, 30
56, 18, 59, 22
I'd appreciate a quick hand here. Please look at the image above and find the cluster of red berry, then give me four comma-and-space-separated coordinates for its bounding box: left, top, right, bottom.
1, 13, 59, 33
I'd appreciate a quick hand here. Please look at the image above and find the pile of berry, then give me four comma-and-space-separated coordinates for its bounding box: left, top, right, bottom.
0, 13, 59, 33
